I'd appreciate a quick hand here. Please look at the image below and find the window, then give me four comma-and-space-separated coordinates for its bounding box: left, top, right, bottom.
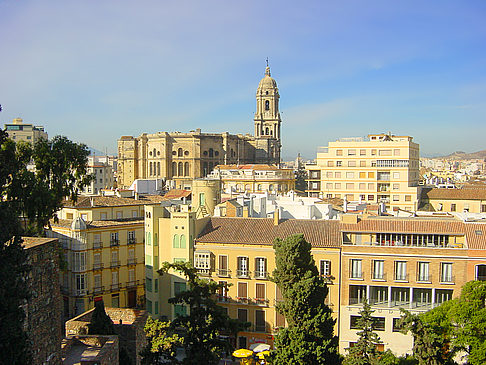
346, 172, 355, 179
327, 161, 334, 167
110, 232, 119, 245
336, 161, 342, 167
173, 234, 179, 248
394, 149, 400, 156
237, 257, 249, 277
359, 172, 366, 179
326, 183, 333, 189
373, 260, 384, 280
441, 263, 453, 282
75, 273, 87, 295
360, 149, 366, 156
218, 255, 229, 277
255, 310, 265, 332
482, 205, 486, 213
393, 195, 399, 202
180, 234, 186, 249
94, 274, 101, 289
368, 195, 374, 201
174, 282, 186, 296
417, 262, 430, 282
326, 171, 333, 178
174, 305, 186, 317
348, 149, 356, 156
116, 211, 123, 219
335, 183, 341, 189
346, 183, 354, 189
368, 172, 375, 178
379, 149, 392, 156
371, 149, 377, 155
255, 258, 267, 279
238, 308, 248, 322
349, 285, 366, 305
405, 195, 411, 202
255, 283, 265, 302
360, 160, 366, 167
100, 212, 107, 220
348, 161, 356, 167
320, 260, 331, 276
237, 282, 248, 299
336, 149, 343, 156
194, 252, 210, 274
81, 213, 88, 221
73, 252, 86, 272
265, 100, 270, 110
112, 294, 119, 308
435, 289, 453, 304
350, 259, 362, 279
335, 172, 341, 178
395, 261, 407, 281
368, 183, 374, 189
393, 172, 400, 179
374, 317, 385, 331
393, 183, 399, 190
451, 204, 456, 212
146, 278, 152, 292
359, 183, 366, 190
128, 268, 135, 283
128, 230, 136, 244
392, 318, 402, 332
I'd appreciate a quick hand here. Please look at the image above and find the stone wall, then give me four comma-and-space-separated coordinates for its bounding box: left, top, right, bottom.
61, 335, 118, 364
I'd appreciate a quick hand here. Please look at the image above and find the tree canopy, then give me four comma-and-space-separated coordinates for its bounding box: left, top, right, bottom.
141, 261, 247, 365
88, 300, 115, 335
271, 234, 340, 364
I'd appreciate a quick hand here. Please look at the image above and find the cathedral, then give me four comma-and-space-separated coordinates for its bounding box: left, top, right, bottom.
117, 65, 283, 188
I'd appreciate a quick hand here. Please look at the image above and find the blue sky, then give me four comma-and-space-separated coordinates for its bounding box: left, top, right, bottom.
1, 0, 485, 160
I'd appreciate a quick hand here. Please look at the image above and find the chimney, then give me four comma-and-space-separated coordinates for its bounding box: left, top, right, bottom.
274, 207, 280, 226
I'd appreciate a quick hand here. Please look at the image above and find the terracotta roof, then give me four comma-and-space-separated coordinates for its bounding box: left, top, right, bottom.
341, 217, 465, 235
22, 237, 58, 249
196, 217, 341, 248
51, 217, 143, 229
63, 195, 163, 208
215, 164, 288, 171
421, 188, 486, 201
163, 189, 191, 200
464, 223, 486, 250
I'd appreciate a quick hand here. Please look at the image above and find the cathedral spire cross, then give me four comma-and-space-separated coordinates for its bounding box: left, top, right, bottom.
265, 58, 271, 76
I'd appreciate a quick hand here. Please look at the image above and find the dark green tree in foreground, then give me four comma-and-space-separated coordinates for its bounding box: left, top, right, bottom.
141, 261, 247, 365
343, 299, 383, 365
88, 300, 115, 335
0, 130, 91, 364
271, 234, 340, 364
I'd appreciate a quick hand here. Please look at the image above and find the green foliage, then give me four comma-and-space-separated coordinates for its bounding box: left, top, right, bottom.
88, 300, 115, 335
141, 261, 247, 365
343, 299, 382, 365
294, 157, 308, 193
271, 234, 340, 364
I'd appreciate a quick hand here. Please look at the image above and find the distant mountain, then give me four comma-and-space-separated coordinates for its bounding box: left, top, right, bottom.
88, 147, 105, 156
434, 149, 486, 160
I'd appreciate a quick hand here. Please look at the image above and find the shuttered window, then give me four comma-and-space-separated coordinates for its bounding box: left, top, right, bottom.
238, 282, 247, 298
256, 283, 265, 300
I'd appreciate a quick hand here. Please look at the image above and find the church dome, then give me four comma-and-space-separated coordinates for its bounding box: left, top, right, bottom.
258, 66, 278, 90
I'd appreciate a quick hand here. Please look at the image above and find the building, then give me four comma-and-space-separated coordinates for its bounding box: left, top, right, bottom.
339, 214, 469, 356
207, 164, 295, 195
117, 65, 282, 188
419, 187, 486, 213
81, 162, 115, 195
23, 237, 63, 365
47, 193, 164, 318
4, 117, 48, 143
306, 133, 420, 211
145, 208, 342, 349
61, 335, 119, 365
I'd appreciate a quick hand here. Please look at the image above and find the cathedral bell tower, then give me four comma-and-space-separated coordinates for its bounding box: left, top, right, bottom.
253, 62, 282, 165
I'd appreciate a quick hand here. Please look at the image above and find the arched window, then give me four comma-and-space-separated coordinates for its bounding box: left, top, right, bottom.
269, 184, 274, 191
178, 148, 183, 157
203, 162, 208, 176
180, 235, 186, 249
157, 162, 160, 176
270, 130, 273, 136
172, 162, 177, 176
153, 148, 156, 157
209, 148, 214, 158
173, 234, 179, 248
184, 162, 189, 176
265, 100, 270, 110
149, 162, 153, 176
265, 127, 269, 135
178, 162, 183, 176
257, 184, 262, 191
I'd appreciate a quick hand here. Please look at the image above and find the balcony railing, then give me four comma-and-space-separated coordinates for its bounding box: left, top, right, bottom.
127, 237, 136, 245
395, 273, 409, 282
196, 268, 211, 276
93, 241, 103, 249
254, 298, 269, 306
236, 297, 250, 304
476, 275, 486, 281
254, 271, 268, 280
440, 275, 454, 283
350, 272, 363, 280
92, 286, 104, 295
216, 295, 231, 303
126, 280, 139, 288
349, 297, 366, 305
74, 289, 88, 297
417, 273, 431, 282
236, 270, 250, 278
110, 260, 120, 268
93, 262, 104, 270
372, 272, 386, 281
254, 324, 267, 333
110, 238, 119, 247
111, 283, 121, 291
217, 268, 231, 277
127, 258, 137, 266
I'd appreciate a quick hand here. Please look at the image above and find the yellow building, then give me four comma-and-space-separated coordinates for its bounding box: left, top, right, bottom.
48, 194, 163, 318
4, 117, 48, 143
207, 164, 295, 194
306, 133, 420, 211
117, 65, 282, 188
339, 214, 469, 356
145, 209, 342, 349
419, 187, 486, 213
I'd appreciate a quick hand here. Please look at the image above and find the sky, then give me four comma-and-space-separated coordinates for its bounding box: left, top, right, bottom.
1, 0, 485, 160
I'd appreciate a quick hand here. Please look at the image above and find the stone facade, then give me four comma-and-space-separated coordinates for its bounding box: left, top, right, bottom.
61, 335, 119, 365
23, 237, 63, 365
65, 307, 148, 365
117, 66, 282, 188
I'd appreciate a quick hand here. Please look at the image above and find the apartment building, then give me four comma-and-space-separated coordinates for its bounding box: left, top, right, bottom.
420, 187, 486, 213
81, 163, 115, 195
306, 133, 420, 211
48, 193, 163, 318
207, 164, 295, 194
4, 117, 48, 143
339, 214, 469, 356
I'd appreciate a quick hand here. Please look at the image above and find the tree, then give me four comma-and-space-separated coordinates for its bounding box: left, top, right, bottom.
271, 234, 340, 364
294, 153, 308, 193
0, 130, 91, 364
88, 300, 115, 335
343, 299, 383, 365
141, 261, 247, 365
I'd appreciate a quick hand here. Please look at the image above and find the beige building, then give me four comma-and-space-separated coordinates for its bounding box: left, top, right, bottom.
339, 214, 469, 356
207, 164, 295, 194
4, 117, 48, 143
48, 194, 163, 318
419, 187, 486, 213
81, 163, 115, 195
117, 65, 282, 188
306, 133, 420, 211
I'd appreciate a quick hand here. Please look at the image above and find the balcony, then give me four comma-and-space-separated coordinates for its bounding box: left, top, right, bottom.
93, 241, 103, 249
196, 268, 211, 276
110, 260, 120, 268
236, 297, 250, 304
110, 238, 119, 247
127, 258, 137, 266
92, 286, 104, 295
236, 270, 251, 279
254, 324, 267, 333
254, 271, 268, 280
93, 262, 104, 270
322, 275, 334, 284
127, 237, 136, 245
74, 289, 88, 297
417, 273, 431, 283
126, 280, 139, 289
372, 272, 386, 281
216, 295, 231, 303
217, 268, 231, 277
395, 273, 409, 282
349, 272, 363, 280
440, 275, 455, 284
110, 283, 121, 291
254, 298, 269, 306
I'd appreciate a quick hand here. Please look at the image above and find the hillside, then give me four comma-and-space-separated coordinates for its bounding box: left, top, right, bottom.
434, 149, 486, 160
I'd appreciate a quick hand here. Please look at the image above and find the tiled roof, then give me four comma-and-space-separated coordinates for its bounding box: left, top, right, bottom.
215, 164, 287, 171
51, 218, 143, 229
341, 217, 465, 235
63, 195, 164, 208
163, 189, 191, 200
421, 188, 486, 201
196, 217, 341, 248
464, 223, 486, 250
22, 237, 58, 249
